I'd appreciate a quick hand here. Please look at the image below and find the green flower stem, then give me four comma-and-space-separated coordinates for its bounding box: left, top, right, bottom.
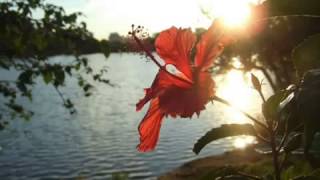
270, 131, 281, 180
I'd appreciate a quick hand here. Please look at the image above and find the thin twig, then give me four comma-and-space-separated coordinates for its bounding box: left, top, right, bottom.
53, 86, 67, 105
132, 35, 162, 68
258, 91, 266, 103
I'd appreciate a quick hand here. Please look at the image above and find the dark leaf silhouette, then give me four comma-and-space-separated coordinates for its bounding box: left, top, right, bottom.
251, 73, 261, 92
193, 124, 256, 154
284, 133, 302, 153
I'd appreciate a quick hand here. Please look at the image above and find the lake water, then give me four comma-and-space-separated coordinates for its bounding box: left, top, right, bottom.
0, 53, 271, 179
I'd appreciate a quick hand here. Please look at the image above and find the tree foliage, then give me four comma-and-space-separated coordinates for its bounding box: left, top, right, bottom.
0, 0, 110, 129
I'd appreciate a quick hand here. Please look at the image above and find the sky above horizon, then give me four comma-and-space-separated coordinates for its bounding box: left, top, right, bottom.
46, 0, 259, 40
46, 0, 223, 39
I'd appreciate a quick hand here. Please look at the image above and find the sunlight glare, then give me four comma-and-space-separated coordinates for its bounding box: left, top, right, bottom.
214, 69, 263, 149
199, 0, 258, 27
216, 70, 258, 124
232, 57, 243, 69
233, 136, 255, 149
216, 0, 251, 27
220, 70, 251, 108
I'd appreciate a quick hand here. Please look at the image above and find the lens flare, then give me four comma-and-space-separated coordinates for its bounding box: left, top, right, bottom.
200, 0, 258, 28
215, 0, 251, 27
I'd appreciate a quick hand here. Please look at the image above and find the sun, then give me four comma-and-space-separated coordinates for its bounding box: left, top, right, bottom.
200, 0, 258, 27
213, 0, 253, 27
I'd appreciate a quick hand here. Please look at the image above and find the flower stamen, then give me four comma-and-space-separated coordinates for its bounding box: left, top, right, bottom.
129, 25, 193, 85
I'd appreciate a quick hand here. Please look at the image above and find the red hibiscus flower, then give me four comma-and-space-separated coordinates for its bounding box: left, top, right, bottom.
131, 22, 231, 152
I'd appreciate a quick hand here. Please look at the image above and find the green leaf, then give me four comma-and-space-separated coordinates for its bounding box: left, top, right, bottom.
24, 91, 32, 101
81, 57, 88, 67
284, 133, 302, 153
16, 82, 27, 93
101, 79, 110, 84
18, 70, 33, 84
0, 59, 10, 69
193, 124, 256, 154
276, 85, 301, 134
296, 69, 320, 155
292, 33, 320, 78
78, 76, 84, 87
41, 70, 53, 84
251, 73, 261, 92
53, 66, 65, 86
75, 63, 81, 71
83, 83, 92, 92
262, 90, 290, 121
6, 103, 23, 113
64, 66, 72, 76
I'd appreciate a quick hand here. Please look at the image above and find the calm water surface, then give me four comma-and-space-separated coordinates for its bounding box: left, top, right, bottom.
0, 53, 271, 179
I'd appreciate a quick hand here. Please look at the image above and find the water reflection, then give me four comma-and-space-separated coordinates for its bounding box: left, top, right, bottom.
233, 136, 256, 149
0, 53, 269, 179
216, 70, 260, 148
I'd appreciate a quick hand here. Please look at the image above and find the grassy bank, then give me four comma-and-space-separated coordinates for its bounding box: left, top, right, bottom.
159, 147, 318, 180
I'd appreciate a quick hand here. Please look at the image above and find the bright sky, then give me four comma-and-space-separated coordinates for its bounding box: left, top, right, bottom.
47, 0, 259, 39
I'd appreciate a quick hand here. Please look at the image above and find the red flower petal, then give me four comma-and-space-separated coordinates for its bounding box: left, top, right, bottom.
155, 27, 196, 79
195, 21, 231, 70
196, 71, 216, 104
135, 23, 226, 152
158, 71, 215, 118
137, 98, 165, 152
136, 69, 192, 111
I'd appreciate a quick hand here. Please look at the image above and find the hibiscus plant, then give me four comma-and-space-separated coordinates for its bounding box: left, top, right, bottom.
130, 16, 320, 179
